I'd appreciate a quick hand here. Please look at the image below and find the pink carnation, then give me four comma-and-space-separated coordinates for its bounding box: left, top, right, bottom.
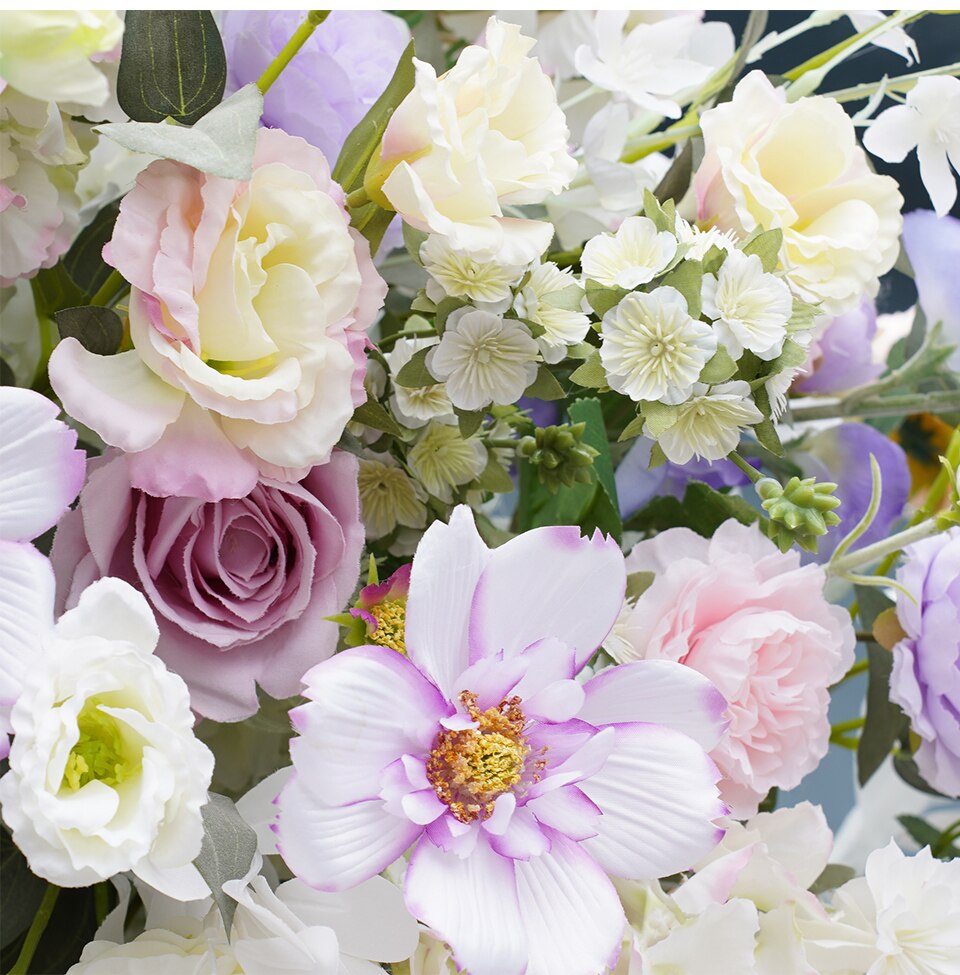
612, 520, 855, 817
48, 128, 386, 502
50, 449, 364, 721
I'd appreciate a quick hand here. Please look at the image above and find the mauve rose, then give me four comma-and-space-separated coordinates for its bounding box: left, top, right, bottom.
51, 449, 364, 721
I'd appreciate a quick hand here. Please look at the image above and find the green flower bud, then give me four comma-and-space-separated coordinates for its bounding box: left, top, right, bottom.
521, 422, 599, 494
757, 476, 841, 553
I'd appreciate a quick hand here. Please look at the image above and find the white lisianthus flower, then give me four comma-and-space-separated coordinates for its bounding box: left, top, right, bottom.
581, 215, 678, 290
357, 452, 428, 540
427, 307, 539, 411
600, 287, 717, 404
372, 17, 577, 264
864, 76, 960, 218
0, 10, 123, 108
407, 420, 487, 502
695, 71, 902, 315
656, 381, 764, 464
675, 216, 739, 261
514, 261, 591, 363
420, 235, 525, 305
0, 578, 214, 890
701, 250, 792, 361
385, 336, 453, 429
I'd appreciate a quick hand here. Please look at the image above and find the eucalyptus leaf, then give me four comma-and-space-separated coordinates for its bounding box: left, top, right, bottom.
193, 793, 258, 936
741, 228, 783, 274
394, 347, 438, 388
117, 11, 226, 125
55, 306, 123, 356
524, 365, 566, 401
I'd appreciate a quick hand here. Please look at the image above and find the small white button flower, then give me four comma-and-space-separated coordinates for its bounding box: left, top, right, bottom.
864, 76, 960, 217
581, 215, 678, 289
514, 262, 591, 363
420, 235, 526, 305
427, 307, 539, 411
385, 336, 453, 429
701, 249, 792, 360
600, 286, 717, 404
675, 215, 739, 261
357, 452, 429, 540
407, 420, 487, 503
0, 578, 214, 891
656, 381, 764, 463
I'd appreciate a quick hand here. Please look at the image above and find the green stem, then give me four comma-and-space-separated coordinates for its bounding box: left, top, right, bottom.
257, 10, 329, 95
830, 518, 945, 576
621, 122, 701, 164
837, 658, 871, 684
824, 60, 960, 104
379, 327, 437, 351
346, 187, 371, 209
9, 884, 59, 975
94, 881, 110, 925
790, 390, 960, 422
831, 716, 866, 736
728, 450, 763, 484
486, 438, 519, 449
831, 735, 860, 750
89, 269, 126, 308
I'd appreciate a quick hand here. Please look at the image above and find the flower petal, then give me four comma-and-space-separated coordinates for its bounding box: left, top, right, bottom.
0, 540, 54, 700
54, 576, 159, 654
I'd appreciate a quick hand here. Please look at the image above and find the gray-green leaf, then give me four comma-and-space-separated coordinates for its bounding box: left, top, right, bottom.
55, 306, 123, 356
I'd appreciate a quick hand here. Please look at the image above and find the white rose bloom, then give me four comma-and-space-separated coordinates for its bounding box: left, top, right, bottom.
656, 381, 764, 464
407, 420, 487, 503
514, 261, 590, 363
0, 10, 123, 108
427, 307, 539, 411
357, 452, 428, 540
420, 235, 525, 305
581, 215, 678, 290
600, 287, 716, 404
695, 71, 902, 315
701, 250, 792, 361
675, 216, 739, 261
373, 17, 577, 264
864, 75, 960, 218
0, 578, 214, 890
385, 336, 453, 429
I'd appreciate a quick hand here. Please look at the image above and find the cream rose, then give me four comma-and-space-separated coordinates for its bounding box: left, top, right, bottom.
695, 71, 902, 315
371, 16, 577, 265
48, 129, 386, 502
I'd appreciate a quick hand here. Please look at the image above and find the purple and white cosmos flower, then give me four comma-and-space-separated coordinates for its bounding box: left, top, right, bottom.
275, 506, 728, 975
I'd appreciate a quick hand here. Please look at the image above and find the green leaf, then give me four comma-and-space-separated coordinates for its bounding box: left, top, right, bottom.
585, 280, 628, 318
618, 412, 647, 443
193, 793, 258, 936
649, 441, 668, 468
435, 296, 468, 335
455, 408, 483, 439
1, 825, 46, 949
809, 863, 856, 896
0, 359, 14, 387
751, 384, 783, 455
349, 201, 395, 256
654, 141, 693, 207
642, 187, 674, 233
639, 400, 681, 438
524, 365, 566, 401
475, 449, 515, 493
858, 643, 909, 786
701, 244, 728, 276
741, 228, 783, 273
766, 338, 809, 374
893, 751, 949, 797
569, 349, 608, 389
787, 298, 820, 333
63, 200, 120, 297
117, 11, 226, 125
699, 346, 738, 385
543, 284, 586, 312
410, 292, 437, 314
333, 40, 415, 194
352, 397, 404, 438
626, 571, 655, 602
403, 222, 428, 265
395, 347, 438, 388
55, 306, 123, 356
897, 815, 943, 849
566, 341, 595, 360
31, 264, 86, 317
98, 84, 264, 179
624, 480, 759, 536
662, 259, 703, 320
569, 397, 621, 542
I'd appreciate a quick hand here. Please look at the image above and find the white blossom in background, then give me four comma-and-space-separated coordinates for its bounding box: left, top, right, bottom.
427, 307, 539, 411
656, 381, 764, 464
406, 420, 487, 502
600, 287, 716, 404
385, 336, 453, 429
846, 11, 918, 65
575, 11, 734, 119
514, 262, 590, 363
701, 250, 792, 360
864, 76, 960, 217
420, 235, 525, 306
582, 215, 678, 290
357, 452, 428, 540
675, 215, 739, 261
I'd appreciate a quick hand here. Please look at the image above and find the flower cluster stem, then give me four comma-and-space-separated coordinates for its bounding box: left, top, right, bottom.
729, 450, 763, 484
257, 10, 329, 95
790, 389, 960, 422
829, 518, 945, 577
9, 883, 59, 975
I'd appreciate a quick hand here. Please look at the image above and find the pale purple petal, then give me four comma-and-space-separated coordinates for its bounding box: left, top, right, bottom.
0, 540, 54, 702
469, 525, 625, 669
579, 660, 728, 750
488, 805, 551, 860
514, 829, 626, 975
404, 836, 526, 975
405, 505, 490, 697
525, 785, 601, 841
275, 774, 420, 892
795, 300, 884, 394
291, 645, 449, 806
580, 722, 726, 880
0, 387, 86, 542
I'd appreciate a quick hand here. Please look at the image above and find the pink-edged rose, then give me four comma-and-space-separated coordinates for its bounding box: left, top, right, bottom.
50, 449, 364, 721
48, 128, 386, 502
610, 519, 855, 817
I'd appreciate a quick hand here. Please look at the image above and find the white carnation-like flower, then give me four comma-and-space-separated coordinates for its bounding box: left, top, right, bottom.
656, 381, 764, 463
675, 215, 739, 261
357, 452, 428, 540
385, 336, 453, 429
0, 578, 214, 890
600, 286, 716, 404
407, 420, 487, 503
701, 249, 792, 360
427, 307, 539, 411
420, 235, 526, 305
514, 261, 590, 363
581, 215, 678, 290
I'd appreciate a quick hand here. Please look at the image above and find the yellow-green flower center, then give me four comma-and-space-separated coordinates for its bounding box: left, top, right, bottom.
369, 599, 407, 655
62, 701, 140, 791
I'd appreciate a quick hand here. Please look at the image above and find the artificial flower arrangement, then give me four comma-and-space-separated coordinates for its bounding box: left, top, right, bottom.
1, 8, 960, 975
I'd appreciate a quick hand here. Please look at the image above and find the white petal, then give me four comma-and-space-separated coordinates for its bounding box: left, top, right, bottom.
235, 766, 293, 856
917, 138, 958, 218
0, 541, 54, 700
54, 577, 159, 653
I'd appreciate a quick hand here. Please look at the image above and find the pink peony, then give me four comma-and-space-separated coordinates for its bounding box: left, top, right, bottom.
48, 128, 386, 502
611, 520, 855, 817
50, 448, 364, 721
274, 506, 727, 975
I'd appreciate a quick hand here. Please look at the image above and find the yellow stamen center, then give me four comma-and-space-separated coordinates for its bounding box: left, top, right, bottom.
370, 599, 406, 655
62, 700, 140, 791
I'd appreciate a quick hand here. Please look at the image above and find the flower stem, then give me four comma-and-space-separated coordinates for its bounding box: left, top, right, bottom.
9, 884, 59, 975
728, 450, 763, 484
837, 658, 871, 684
824, 60, 960, 104
829, 518, 945, 577
257, 10, 329, 95
346, 187, 371, 209
620, 122, 702, 164
89, 269, 127, 307
790, 389, 960, 422
831, 716, 866, 736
